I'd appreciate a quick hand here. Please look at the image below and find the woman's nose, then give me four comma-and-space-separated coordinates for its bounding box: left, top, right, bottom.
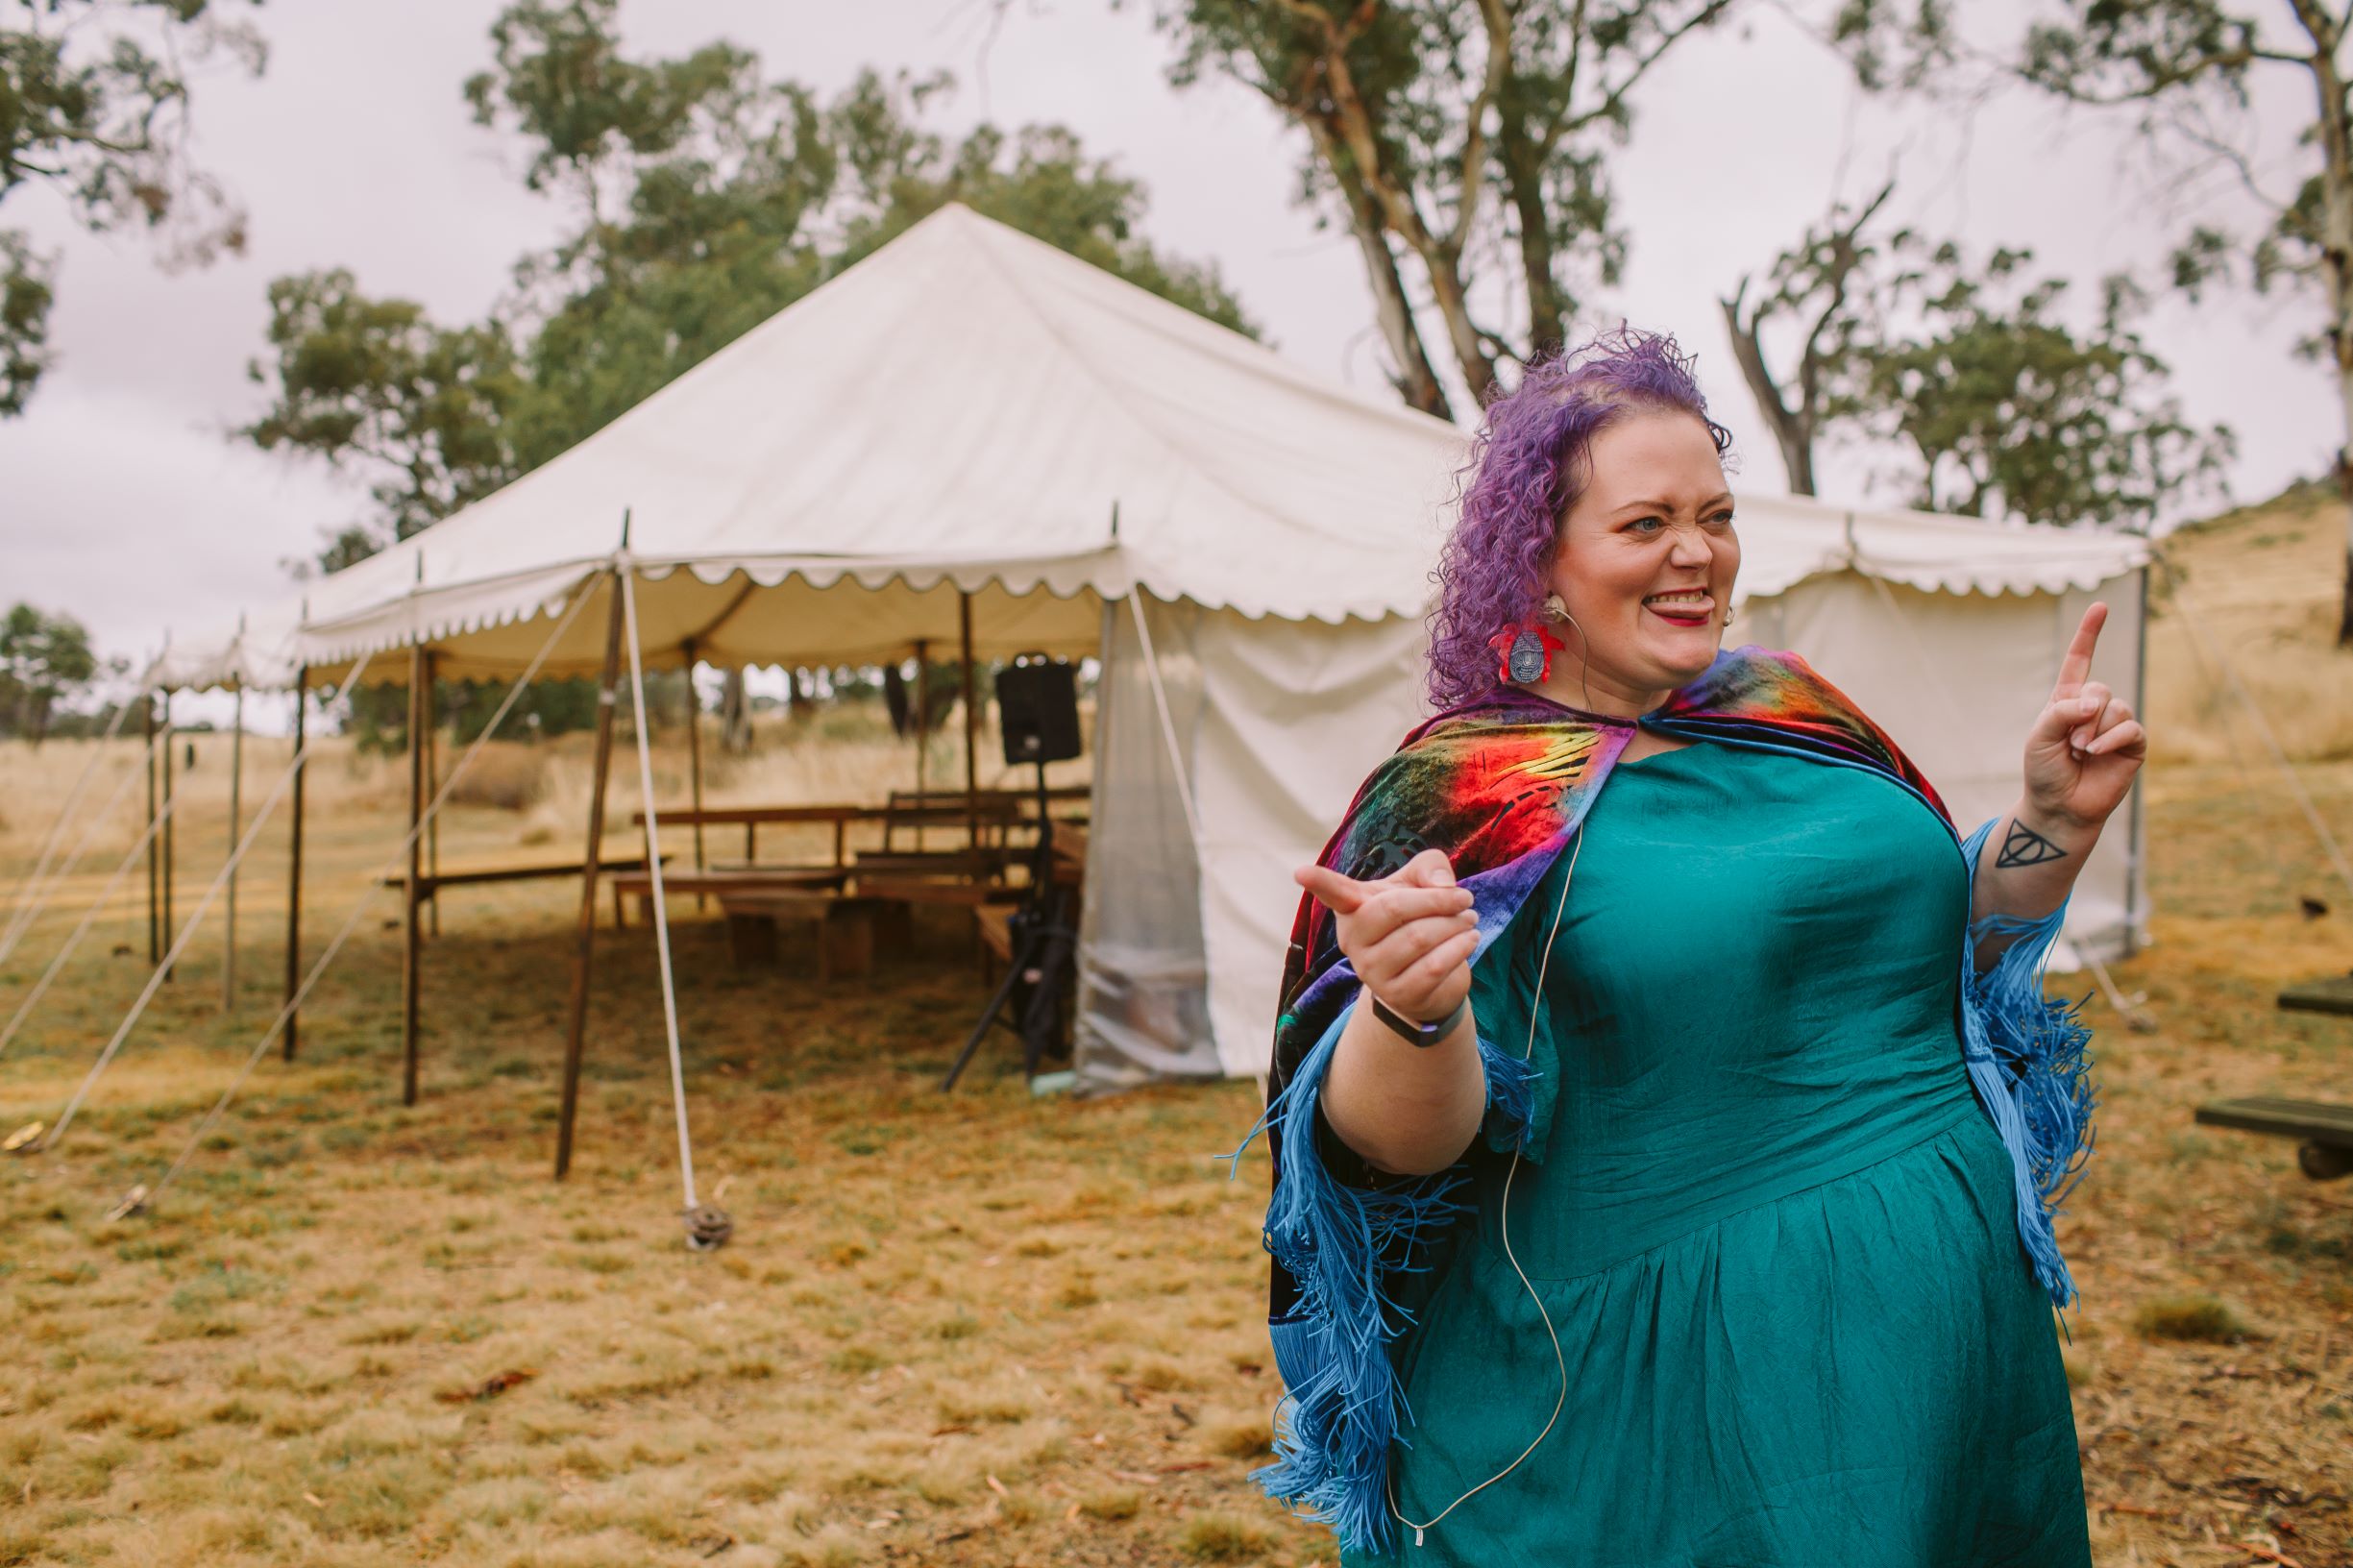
1667, 526, 1711, 566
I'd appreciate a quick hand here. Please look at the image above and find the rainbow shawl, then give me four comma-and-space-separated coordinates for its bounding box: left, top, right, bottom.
1250, 646, 2095, 1556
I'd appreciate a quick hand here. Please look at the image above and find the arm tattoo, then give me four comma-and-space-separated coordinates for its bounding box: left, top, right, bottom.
1996, 819, 2069, 869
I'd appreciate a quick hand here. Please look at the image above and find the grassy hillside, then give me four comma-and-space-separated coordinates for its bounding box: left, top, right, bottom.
2149, 480, 2353, 764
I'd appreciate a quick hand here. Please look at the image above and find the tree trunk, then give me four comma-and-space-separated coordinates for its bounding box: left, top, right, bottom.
2286, 1, 2353, 643
1313, 39, 1501, 402
1496, 127, 1572, 357
2320, 109, 2353, 645
2336, 380, 2353, 647
1719, 294, 1817, 495
1305, 116, 1453, 418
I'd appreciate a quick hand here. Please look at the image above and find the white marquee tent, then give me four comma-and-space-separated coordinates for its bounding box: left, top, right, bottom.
153, 203, 2150, 1106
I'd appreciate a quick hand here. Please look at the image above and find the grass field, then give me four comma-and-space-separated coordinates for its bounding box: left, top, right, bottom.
1, 493, 2349, 1567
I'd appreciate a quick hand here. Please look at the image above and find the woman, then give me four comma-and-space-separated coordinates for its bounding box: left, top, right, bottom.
1250, 330, 2135, 1565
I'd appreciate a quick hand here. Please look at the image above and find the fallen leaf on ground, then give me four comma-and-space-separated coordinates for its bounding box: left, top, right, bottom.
435, 1368, 538, 1404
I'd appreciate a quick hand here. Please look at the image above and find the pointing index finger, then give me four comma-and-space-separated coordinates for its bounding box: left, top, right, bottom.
1294, 863, 1369, 916
2050, 601, 2107, 700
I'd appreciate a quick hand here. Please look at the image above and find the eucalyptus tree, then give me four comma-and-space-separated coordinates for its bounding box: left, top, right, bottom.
243, 0, 1252, 739
0, 0, 262, 414
1726, 184, 2232, 525
2009, 0, 2353, 631
1720, 181, 1901, 497
1140, 1, 1780, 413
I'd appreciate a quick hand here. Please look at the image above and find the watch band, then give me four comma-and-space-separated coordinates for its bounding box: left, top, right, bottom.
1367, 991, 1468, 1047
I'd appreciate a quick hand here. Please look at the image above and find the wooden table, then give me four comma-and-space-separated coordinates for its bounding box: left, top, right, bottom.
636, 800, 1024, 867
606, 865, 849, 927
636, 789, 1088, 864
718, 888, 895, 980
380, 855, 667, 906
2194, 1095, 2353, 1181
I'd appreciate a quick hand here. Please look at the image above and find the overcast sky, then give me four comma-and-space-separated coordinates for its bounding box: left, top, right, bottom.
0, 0, 2326, 686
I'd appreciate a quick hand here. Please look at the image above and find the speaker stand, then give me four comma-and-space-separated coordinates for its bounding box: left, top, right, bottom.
941, 759, 1076, 1090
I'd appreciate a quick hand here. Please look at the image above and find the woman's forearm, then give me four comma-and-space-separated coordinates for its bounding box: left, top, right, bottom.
1319, 988, 1486, 1178
1968, 797, 2101, 972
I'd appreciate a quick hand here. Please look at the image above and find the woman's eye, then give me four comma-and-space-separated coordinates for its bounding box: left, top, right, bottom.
1706, 511, 1736, 528
1628, 517, 1665, 534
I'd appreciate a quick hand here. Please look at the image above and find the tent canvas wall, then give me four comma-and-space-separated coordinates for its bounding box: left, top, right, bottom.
149, 203, 2150, 1105
1092, 553, 2147, 1091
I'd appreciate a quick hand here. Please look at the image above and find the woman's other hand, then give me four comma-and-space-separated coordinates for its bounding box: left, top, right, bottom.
2022, 601, 2146, 833
1294, 847, 1479, 1023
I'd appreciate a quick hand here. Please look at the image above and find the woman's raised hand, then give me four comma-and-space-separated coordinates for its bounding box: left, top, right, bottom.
2022, 601, 2147, 831
1294, 847, 1480, 1023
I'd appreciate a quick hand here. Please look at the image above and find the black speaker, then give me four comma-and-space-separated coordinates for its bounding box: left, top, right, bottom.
995, 653, 1082, 767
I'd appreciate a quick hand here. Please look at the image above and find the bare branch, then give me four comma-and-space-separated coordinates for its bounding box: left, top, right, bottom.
1567, 0, 1740, 132
2169, 103, 2297, 212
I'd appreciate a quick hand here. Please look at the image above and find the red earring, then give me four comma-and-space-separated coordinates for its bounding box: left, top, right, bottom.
1489, 624, 1565, 685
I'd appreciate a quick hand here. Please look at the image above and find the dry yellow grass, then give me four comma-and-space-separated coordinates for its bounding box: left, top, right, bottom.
0, 512, 2349, 1566
2148, 482, 2353, 763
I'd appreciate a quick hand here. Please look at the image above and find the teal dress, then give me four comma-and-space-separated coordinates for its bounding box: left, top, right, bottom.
1360, 740, 2091, 1566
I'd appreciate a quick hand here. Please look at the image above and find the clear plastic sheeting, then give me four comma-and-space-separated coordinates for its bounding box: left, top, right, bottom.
1074, 599, 1219, 1093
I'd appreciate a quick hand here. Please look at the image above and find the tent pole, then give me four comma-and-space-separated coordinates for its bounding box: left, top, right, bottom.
160, 689, 175, 982
556, 571, 628, 1180
684, 638, 706, 911
425, 653, 440, 940
283, 671, 306, 1061
913, 638, 929, 851
135, 605, 578, 1204
2126, 562, 2149, 958
402, 644, 425, 1106
144, 692, 159, 965
0, 683, 137, 966
621, 569, 707, 1232
0, 764, 183, 1059
223, 686, 243, 1011
44, 650, 382, 1155
960, 593, 978, 849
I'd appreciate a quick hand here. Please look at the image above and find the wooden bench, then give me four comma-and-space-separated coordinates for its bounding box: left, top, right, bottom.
854, 847, 1010, 880
380, 856, 667, 905
2280, 974, 2353, 1017
881, 786, 1088, 851
974, 902, 1017, 964
718, 889, 894, 980
607, 866, 848, 927
2194, 1096, 2353, 1181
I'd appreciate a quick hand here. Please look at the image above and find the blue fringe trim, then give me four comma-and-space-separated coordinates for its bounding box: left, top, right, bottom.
1956, 820, 2097, 1310
1232, 1001, 1537, 1557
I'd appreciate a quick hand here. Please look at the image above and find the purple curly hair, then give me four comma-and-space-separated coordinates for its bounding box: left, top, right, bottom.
1427, 327, 1733, 710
